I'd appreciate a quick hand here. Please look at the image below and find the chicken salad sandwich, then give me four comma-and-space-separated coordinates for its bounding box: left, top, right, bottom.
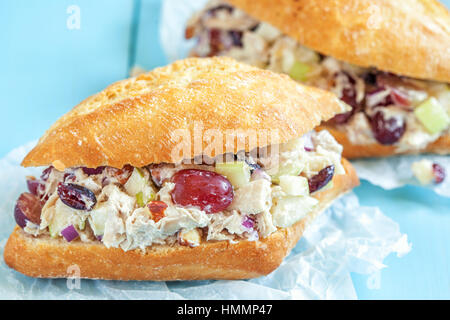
4, 57, 359, 280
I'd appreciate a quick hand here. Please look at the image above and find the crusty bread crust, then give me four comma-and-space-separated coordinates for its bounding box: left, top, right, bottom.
4, 160, 358, 280
21, 57, 347, 171
228, 0, 450, 83
318, 126, 450, 159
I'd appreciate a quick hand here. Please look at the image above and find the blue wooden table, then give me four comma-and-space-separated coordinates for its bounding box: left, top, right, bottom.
1, 0, 449, 299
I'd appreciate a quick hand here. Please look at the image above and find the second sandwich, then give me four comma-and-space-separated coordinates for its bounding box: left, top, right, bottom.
186, 0, 450, 158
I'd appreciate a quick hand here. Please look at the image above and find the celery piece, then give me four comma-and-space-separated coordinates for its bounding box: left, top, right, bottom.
136, 192, 145, 207
414, 97, 450, 134
279, 175, 309, 196
89, 204, 110, 236
136, 189, 156, 207
215, 161, 251, 189
123, 168, 156, 206
289, 61, 310, 82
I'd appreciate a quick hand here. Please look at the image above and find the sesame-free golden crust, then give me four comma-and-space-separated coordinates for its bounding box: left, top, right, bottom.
228, 0, 450, 83
21, 57, 347, 171
318, 126, 450, 158
4, 160, 358, 280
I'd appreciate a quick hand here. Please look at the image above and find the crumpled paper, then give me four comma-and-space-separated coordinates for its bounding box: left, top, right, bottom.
0, 143, 410, 299
159, 0, 450, 198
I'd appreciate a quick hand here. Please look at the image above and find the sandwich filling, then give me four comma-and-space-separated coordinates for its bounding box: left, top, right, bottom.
15, 130, 345, 251
186, 0, 450, 152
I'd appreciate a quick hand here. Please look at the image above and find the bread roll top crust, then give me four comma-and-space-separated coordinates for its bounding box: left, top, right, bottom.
22, 57, 347, 170
228, 0, 450, 83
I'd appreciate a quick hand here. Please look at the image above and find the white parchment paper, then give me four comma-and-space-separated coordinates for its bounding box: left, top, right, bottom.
0, 143, 410, 299
159, 0, 450, 198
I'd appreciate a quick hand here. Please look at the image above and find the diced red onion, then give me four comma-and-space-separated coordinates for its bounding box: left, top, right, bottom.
250, 169, 271, 181
242, 216, 255, 230
61, 225, 79, 242
242, 216, 259, 240
96, 235, 103, 241
303, 132, 315, 152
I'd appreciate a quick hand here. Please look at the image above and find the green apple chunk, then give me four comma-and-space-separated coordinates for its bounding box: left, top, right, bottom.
289, 61, 310, 82
270, 162, 304, 184
279, 175, 309, 196
271, 196, 319, 228
411, 160, 434, 185
215, 161, 251, 189
414, 97, 450, 134
89, 204, 110, 237
124, 168, 155, 206
124, 168, 145, 195
49, 209, 84, 238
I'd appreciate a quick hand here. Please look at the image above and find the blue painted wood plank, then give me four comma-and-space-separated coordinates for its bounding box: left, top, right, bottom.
0, 0, 134, 157
353, 182, 450, 299
133, 0, 168, 71
1, 0, 449, 300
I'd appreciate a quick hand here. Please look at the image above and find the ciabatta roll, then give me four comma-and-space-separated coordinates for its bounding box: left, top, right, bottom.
5, 57, 359, 280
